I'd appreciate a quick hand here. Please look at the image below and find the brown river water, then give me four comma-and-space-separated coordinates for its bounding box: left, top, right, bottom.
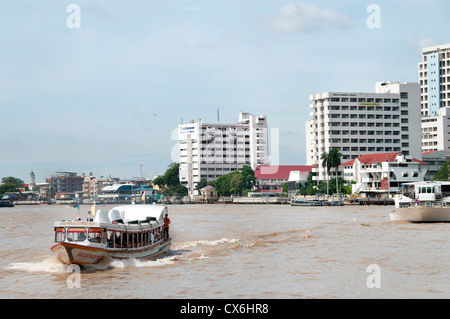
0, 204, 449, 299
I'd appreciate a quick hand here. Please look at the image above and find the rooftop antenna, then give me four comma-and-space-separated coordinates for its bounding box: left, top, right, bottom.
217, 108, 220, 122
140, 157, 143, 179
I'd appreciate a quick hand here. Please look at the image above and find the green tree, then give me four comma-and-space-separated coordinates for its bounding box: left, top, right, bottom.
321, 151, 332, 195
210, 167, 255, 196
0, 176, 24, 199
195, 178, 209, 192
230, 172, 244, 195
212, 172, 233, 196
321, 149, 342, 195
241, 165, 256, 190
329, 148, 343, 193
434, 160, 450, 181
153, 163, 188, 196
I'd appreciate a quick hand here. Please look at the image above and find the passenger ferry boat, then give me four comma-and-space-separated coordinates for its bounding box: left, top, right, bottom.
51, 204, 171, 265
391, 181, 450, 222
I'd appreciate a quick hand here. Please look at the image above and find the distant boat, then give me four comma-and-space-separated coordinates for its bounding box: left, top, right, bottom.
391, 181, 450, 222
290, 193, 344, 206
290, 198, 324, 206
51, 204, 171, 265
0, 200, 14, 207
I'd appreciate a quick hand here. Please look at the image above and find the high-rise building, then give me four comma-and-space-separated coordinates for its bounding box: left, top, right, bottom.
306, 81, 421, 182
178, 112, 269, 195
419, 43, 450, 152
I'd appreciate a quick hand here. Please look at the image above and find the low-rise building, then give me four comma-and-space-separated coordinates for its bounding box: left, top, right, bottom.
48, 172, 83, 197
82, 173, 112, 199
254, 165, 314, 192
340, 152, 427, 196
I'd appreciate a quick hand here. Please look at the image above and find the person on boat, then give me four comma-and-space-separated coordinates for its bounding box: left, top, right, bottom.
150, 231, 154, 244
163, 213, 171, 239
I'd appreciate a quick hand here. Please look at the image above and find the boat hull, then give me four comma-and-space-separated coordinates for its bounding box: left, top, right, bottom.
51, 239, 171, 265
392, 206, 450, 222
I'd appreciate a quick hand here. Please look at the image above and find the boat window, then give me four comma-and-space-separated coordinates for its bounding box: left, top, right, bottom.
67, 228, 87, 242
55, 228, 65, 243
110, 231, 125, 248
88, 228, 102, 243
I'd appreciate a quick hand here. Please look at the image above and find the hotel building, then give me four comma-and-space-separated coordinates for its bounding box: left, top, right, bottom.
306, 81, 421, 182
178, 112, 269, 195
419, 43, 450, 153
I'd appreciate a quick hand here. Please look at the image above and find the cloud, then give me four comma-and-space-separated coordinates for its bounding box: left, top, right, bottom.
406, 37, 435, 55
267, 3, 351, 33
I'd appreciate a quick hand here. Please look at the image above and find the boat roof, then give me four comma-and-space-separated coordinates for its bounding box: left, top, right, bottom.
54, 204, 168, 228
93, 204, 167, 224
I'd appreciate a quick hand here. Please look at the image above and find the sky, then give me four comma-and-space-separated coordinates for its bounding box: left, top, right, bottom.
1, 0, 449, 183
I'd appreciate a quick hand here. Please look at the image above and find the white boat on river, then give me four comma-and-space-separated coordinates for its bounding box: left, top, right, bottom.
391, 181, 450, 222
51, 204, 171, 265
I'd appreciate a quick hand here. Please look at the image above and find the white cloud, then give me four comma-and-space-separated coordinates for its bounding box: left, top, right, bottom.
406, 37, 435, 55
267, 2, 351, 33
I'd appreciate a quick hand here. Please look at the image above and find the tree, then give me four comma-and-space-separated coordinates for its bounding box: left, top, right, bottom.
195, 178, 209, 192
153, 163, 188, 196
241, 165, 256, 190
328, 148, 343, 193
321, 151, 332, 195
321, 149, 342, 195
210, 167, 256, 196
0, 176, 24, 199
230, 172, 244, 195
434, 160, 450, 181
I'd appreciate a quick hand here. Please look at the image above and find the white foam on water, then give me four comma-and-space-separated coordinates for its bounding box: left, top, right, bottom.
109, 255, 178, 269
173, 238, 239, 250
6, 256, 67, 273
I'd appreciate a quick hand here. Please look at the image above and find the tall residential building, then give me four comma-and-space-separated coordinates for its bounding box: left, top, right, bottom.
419, 43, 450, 152
178, 112, 269, 195
306, 81, 421, 182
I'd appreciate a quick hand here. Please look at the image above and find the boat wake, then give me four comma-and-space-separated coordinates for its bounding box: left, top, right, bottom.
5, 232, 310, 273
6, 256, 68, 273
173, 238, 240, 250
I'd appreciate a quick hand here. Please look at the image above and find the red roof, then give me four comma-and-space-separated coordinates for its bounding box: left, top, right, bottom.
254, 165, 314, 179
340, 152, 426, 167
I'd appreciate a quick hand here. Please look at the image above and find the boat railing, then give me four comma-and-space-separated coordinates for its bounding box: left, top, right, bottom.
398, 200, 450, 208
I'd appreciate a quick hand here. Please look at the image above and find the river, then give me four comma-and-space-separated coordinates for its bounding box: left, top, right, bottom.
1, 204, 449, 299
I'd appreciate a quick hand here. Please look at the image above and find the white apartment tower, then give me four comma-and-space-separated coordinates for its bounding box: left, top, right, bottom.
178, 112, 268, 195
419, 43, 450, 153
306, 81, 421, 182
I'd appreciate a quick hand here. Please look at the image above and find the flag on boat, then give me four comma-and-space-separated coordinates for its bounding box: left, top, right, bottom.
89, 203, 96, 216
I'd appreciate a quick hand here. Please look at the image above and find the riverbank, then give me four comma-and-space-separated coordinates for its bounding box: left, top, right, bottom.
11, 195, 394, 206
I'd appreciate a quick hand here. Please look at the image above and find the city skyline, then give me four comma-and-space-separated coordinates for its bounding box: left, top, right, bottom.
1, 1, 449, 183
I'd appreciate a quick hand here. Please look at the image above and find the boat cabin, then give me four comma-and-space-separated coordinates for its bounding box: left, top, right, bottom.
53, 205, 167, 250
401, 181, 450, 201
